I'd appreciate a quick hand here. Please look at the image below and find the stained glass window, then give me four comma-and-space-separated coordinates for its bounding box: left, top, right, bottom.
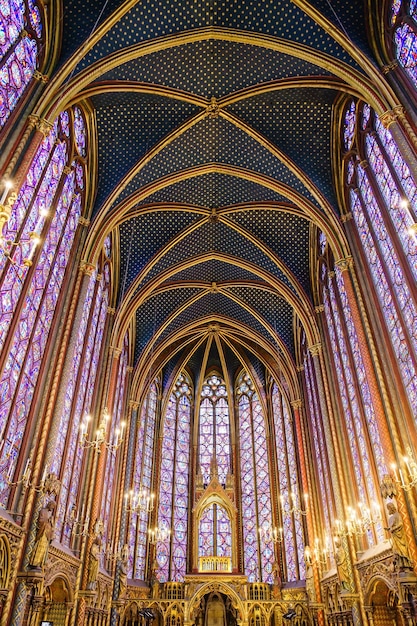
101, 333, 129, 559
127, 381, 158, 579
198, 504, 232, 559
199, 374, 230, 485
237, 372, 274, 583
0, 106, 88, 510
391, 0, 417, 88
0, 0, 44, 131
321, 261, 384, 546
53, 260, 110, 545
271, 383, 306, 581
303, 351, 333, 540
157, 373, 191, 582
343, 100, 417, 425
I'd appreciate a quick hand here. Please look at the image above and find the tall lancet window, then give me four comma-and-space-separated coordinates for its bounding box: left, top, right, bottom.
199, 374, 230, 484
320, 236, 386, 546
157, 373, 191, 582
0, 106, 88, 509
127, 381, 158, 579
0, 0, 44, 132
238, 372, 274, 583
271, 383, 306, 581
390, 0, 417, 89
342, 100, 417, 425
198, 503, 232, 559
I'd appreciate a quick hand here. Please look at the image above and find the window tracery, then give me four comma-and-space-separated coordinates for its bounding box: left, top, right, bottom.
127, 381, 158, 579
157, 373, 191, 582
0, 0, 44, 131
343, 100, 417, 424
271, 383, 306, 581
199, 374, 230, 484
0, 106, 88, 510
390, 0, 417, 88
237, 372, 274, 583
53, 257, 110, 545
320, 255, 385, 545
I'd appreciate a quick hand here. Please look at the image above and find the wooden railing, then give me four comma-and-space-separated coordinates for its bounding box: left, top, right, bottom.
198, 556, 232, 572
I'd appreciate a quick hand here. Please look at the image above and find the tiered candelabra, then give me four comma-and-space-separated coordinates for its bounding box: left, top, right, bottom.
334, 500, 381, 537
79, 410, 125, 452
280, 491, 309, 517
124, 487, 155, 514
258, 524, 284, 544
390, 448, 417, 492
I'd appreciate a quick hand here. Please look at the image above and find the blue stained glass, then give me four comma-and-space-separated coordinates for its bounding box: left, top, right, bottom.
395, 23, 417, 88
343, 101, 356, 150
0, 0, 43, 131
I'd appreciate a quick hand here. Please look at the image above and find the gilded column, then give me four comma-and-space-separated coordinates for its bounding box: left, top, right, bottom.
291, 400, 324, 626
380, 106, 417, 181
110, 400, 139, 626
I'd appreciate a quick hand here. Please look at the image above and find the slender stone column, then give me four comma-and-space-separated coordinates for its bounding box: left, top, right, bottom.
291, 400, 324, 626
110, 401, 139, 626
380, 106, 417, 182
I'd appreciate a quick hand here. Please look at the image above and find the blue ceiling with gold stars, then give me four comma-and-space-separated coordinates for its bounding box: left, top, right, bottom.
60, 0, 377, 384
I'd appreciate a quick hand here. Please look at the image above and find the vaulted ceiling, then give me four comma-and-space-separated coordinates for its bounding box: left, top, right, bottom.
42, 0, 390, 396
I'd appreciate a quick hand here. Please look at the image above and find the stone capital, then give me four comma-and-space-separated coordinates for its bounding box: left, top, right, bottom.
308, 343, 322, 357
335, 256, 354, 273
79, 261, 96, 276
291, 399, 302, 409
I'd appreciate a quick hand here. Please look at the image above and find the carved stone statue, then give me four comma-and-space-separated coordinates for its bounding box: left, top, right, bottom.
271, 561, 282, 599
385, 501, 414, 570
119, 543, 129, 599
87, 537, 101, 590
150, 557, 160, 598
29, 500, 55, 570
334, 538, 350, 591
305, 563, 315, 601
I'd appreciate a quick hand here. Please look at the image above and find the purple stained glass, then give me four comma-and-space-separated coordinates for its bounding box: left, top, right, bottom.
0, 123, 65, 349
304, 355, 333, 538
0, 0, 43, 131
199, 375, 230, 484
157, 373, 191, 582
343, 101, 356, 150
74, 106, 86, 157
361, 103, 370, 130
55, 270, 109, 543
366, 132, 417, 280
353, 165, 417, 423
0, 161, 84, 507
104, 235, 112, 258
0, 0, 25, 57
395, 23, 417, 88
238, 372, 273, 583
128, 382, 157, 579
391, 0, 402, 23
101, 335, 129, 551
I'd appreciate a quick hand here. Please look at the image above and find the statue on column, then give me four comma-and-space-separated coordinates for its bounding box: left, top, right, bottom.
334, 537, 350, 592
29, 500, 56, 570
151, 557, 160, 598
271, 561, 282, 599
119, 544, 129, 599
87, 537, 101, 590
87, 521, 103, 590
385, 502, 414, 570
